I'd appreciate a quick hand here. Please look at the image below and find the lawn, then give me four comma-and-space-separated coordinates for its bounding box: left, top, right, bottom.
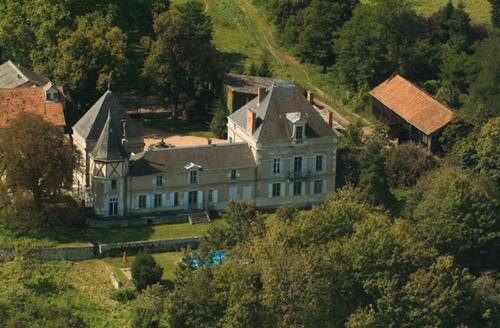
414, 0, 492, 26
103, 251, 184, 282
0, 219, 224, 248
142, 117, 215, 138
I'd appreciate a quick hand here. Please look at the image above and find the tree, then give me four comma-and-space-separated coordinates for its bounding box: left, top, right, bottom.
490, 0, 500, 27
131, 284, 166, 328
204, 201, 264, 249
54, 12, 128, 110
0, 114, 75, 211
358, 138, 392, 206
257, 50, 273, 77
296, 0, 356, 72
142, 2, 224, 117
131, 253, 164, 291
402, 256, 479, 326
385, 143, 435, 187
473, 117, 500, 182
209, 99, 228, 139
407, 167, 499, 271
466, 32, 500, 123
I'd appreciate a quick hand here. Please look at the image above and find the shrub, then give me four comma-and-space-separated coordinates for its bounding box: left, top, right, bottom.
110, 287, 137, 303
131, 253, 164, 291
131, 284, 166, 328
386, 143, 435, 187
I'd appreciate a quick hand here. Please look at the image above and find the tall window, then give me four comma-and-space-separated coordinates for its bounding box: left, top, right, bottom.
173, 192, 179, 206
109, 197, 118, 216
190, 171, 198, 184
111, 180, 117, 190
294, 156, 302, 173
293, 181, 302, 196
156, 176, 163, 186
230, 169, 237, 181
314, 180, 323, 194
208, 189, 213, 202
138, 195, 146, 209
154, 194, 162, 208
315, 155, 323, 172
295, 125, 304, 140
272, 183, 281, 197
273, 158, 281, 175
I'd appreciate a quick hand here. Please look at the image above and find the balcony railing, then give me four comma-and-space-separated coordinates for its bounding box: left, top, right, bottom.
288, 170, 310, 180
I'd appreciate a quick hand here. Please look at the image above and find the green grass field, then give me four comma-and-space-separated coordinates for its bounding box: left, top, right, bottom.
414, 0, 491, 26
142, 117, 215, 138
0, 219, 224, 248
103, 251, 184, 282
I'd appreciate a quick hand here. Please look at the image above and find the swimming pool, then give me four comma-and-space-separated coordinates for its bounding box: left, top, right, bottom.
187, 251, 227, 269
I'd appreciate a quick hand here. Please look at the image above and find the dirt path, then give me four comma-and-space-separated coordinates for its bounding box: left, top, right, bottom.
234, 0, 369, 126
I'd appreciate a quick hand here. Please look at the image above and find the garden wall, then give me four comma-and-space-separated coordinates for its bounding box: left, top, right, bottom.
0, 237, 201, 262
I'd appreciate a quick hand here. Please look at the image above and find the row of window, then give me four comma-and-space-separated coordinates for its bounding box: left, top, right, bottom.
272, 155, 326, 175
270, 180, 325, 197
152, 169, 239, 188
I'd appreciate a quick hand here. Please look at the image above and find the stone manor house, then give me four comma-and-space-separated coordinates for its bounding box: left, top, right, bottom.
72, 82, 338, 217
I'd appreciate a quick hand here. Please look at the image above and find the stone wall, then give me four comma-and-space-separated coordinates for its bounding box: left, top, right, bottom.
0, 237, 201, 262
99, 237, 201, 257
87, 214, 188, 228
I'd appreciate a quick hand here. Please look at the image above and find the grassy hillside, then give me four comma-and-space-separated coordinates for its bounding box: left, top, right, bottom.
414, 0, 492, 26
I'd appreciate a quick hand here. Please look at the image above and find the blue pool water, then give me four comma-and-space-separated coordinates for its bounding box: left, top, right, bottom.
187, 251, 227, 269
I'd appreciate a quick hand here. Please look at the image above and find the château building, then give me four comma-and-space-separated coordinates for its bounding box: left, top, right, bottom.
72, 82, 338, 217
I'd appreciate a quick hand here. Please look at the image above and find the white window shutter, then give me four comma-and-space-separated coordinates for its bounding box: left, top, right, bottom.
301, 182, 306, 195
197, 191, 203, 209
183, 192, 189, 209
289, 183, 293, 196
310, 181, 315, 195
322, 155, 327, 172
268, 184, 272, 198
280, 159, 285, 177
323, 179, 328, 193
281, 182, 286, 197
302, 156, 307, 175
169, 193, 174, 208
289, 159, 294, 174
213, 189, 218, 203
162, 193, 167, 208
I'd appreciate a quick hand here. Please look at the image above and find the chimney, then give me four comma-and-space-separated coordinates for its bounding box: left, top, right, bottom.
307, 91, 314, 105
246, 108, 256, 135
258, 87, 266, 105
327, 111, 333, 128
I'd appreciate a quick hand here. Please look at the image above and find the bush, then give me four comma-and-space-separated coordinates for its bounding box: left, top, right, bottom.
131, 253, 164, 291
276, 205, 299, 222
110, 287, 137, 303
131, 284, 166, 328
210, 99, 228, 139
386, 143, 436, 187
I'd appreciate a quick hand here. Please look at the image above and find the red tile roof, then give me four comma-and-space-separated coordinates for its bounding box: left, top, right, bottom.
0, 88, 65, 128
369, 74, 454, 135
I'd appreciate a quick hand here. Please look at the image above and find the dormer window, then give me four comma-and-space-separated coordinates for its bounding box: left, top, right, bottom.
295, 125, 304, 140
156, 175, 163, 186
286, 112, 306, 143
190, 171, 198, 184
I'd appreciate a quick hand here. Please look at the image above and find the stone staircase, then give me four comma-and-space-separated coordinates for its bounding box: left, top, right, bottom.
188, 212, 211, 225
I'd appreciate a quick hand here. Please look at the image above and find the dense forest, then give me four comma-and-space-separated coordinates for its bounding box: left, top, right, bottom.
0, 0, 224, 114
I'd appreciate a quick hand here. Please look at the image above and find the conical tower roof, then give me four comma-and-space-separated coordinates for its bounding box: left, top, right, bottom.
73, 90, 142, 141
90, 111, 128, 162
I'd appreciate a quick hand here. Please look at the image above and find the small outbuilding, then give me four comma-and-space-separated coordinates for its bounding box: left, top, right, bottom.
224, 74, 277, 112
369, 74, 454, 151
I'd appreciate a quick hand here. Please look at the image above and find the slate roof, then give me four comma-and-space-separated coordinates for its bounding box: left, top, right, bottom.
0, 88, 65, 128
225, 74, 277, 94
369, 74, 454, 135
90, 111, 128, 161
73, 90, 142, 141
228, 82, 336, 143
0, 60, 49, 88
129, 143, 256, 176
